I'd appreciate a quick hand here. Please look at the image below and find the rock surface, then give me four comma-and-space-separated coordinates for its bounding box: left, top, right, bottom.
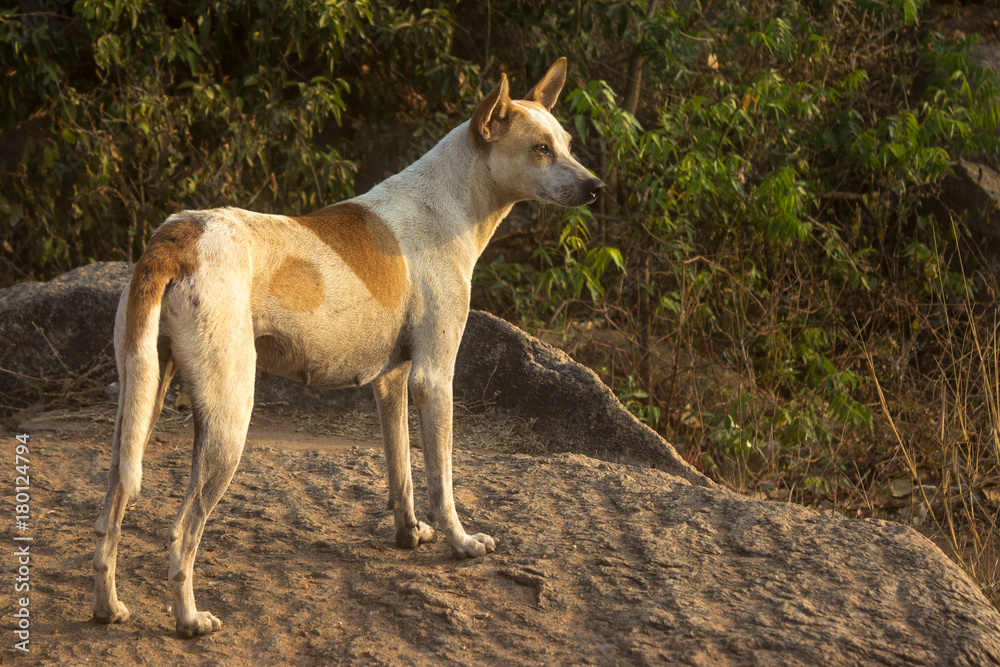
941, 159, 1000, 268
455, 310, 704, 483
2, 264, 1000, 664
0, 262, 131, 408
0, 262, 704, 483
20, 414, 1000, 666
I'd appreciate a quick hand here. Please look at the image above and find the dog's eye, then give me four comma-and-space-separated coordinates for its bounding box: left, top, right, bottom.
534, 144, 551, 156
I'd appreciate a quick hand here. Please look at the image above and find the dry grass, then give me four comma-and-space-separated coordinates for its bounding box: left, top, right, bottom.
865, 296, 1000, 608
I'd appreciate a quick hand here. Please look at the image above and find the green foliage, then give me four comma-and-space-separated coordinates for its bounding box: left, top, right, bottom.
3, 0, 999, 459
532, 209, 624, 305
475, 0, 997, 449
0, 0, 476, 280
710, 392, 761, 457
615, 373, 662, 427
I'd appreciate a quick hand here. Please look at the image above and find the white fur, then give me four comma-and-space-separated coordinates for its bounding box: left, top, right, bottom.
92, 59, 603, 638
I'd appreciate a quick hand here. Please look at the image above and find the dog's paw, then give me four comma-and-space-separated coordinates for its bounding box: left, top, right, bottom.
176, 610, 222, 638
92, 600, 130, 625
452, 532, 496, 559
396, 520, 435, 549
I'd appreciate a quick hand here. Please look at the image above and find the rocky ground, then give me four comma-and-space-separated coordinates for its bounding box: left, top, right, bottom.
3, 263, 1000, 664
3, 400, 1000, 666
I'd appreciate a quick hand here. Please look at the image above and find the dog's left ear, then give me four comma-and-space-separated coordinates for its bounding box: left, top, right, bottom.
524, 57, 567, 111
471, 73, 513, 148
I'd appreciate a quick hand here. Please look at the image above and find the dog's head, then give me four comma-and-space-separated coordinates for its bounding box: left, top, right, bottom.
470, 58, 604, 207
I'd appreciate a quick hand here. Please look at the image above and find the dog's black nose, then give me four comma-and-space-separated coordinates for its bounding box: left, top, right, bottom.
585, 177, 605, 201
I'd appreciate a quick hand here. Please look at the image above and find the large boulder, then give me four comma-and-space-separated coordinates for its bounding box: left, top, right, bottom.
0, 262, 704, 483
454, 311, 701, 481
34, 436, 1000, 665
0, 262, 131, 410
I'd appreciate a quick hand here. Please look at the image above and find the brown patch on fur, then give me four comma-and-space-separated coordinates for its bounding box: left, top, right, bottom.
295, 202, 407, 309
124, 215, 205, 354
269, 256, 323, 312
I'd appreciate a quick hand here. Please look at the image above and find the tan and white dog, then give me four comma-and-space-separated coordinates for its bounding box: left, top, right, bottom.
92, 58, 603, 638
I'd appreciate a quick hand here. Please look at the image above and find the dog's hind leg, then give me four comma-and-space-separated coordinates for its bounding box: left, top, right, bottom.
166, 309, 255, 638
92, 403, 132, 625
93, 349, 175, 625
372, 362, 434, 549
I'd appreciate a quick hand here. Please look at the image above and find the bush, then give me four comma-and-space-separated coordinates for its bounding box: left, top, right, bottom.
474, 0, 999, 451
1, 0, 477, 281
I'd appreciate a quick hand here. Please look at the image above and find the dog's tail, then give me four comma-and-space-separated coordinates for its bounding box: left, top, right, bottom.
117, 215, 202, 500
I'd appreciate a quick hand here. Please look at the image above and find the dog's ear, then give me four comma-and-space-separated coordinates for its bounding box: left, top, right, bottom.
470, 73, 512, 148
524, 57, 567, 111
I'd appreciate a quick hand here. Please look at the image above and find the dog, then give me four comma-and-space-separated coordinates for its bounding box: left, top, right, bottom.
92, 58, 603, 638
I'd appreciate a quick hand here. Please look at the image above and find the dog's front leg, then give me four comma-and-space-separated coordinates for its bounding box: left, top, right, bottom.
409, 365, 496, 558
372, 362, 435, 549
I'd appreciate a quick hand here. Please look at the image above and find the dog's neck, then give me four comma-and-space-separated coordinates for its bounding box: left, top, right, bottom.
361, 121, 517, 269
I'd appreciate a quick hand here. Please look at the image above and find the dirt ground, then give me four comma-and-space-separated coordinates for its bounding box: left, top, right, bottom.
1, 401, 555, 665
3, 399, 1000, 666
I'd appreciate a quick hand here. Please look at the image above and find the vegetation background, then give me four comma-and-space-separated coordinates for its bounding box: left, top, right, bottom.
3, 0, 1000, 606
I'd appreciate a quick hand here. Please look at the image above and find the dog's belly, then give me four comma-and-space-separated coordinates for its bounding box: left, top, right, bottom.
253, 318, 407, 389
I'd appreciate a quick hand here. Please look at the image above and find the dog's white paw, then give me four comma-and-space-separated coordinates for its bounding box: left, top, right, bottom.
396, 520, 435, 549
176, 610, 222, 638
93, 600, 130, 625
452, 532, 496, 559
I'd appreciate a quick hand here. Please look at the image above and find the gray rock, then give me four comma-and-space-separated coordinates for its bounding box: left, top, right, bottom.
456, 310, 706, 485
941, 159, 1000, 269
0, 263, 704, 484
445, 451, 1000, 666
0, 262, 131, 411
31, 427, 1000, 664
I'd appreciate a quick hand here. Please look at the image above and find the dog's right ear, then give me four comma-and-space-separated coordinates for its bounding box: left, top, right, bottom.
524, 57, 567, 111
470, 73, 512, 149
